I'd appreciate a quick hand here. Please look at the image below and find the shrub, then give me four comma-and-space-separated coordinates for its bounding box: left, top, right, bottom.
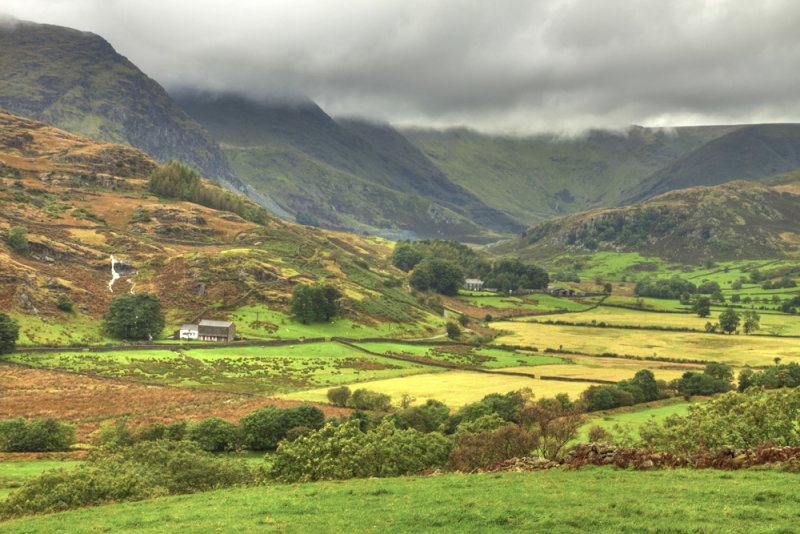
588, 425, 612, 442
239, 405, 325, 451
445, 321, 461, 339
327, 386, 352, 407
395, 399, 450, 433
447, 424, 538, 472
0, 418, 75, 452
187, 417, 238, 452
0, 441, 255, 519
347, 389, 392, 411
6, 226, 29, 255
56, 293, 74, 312
0, 312, 20, 355
268, 420, 452, 482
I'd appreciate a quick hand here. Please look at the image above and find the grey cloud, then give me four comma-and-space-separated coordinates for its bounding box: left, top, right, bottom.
4, 0, 800, 133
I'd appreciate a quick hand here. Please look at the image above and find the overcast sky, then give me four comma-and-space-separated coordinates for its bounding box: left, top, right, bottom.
4, 0, 800, 134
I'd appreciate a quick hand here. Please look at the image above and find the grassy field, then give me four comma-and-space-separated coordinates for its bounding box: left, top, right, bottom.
228, 307, 443, 340
286, 370, 600, 407
576, 400, 697, 442
0, 459, 80, 500
4, 468, 800, 533
497, 322, 800, 367
515, 305, 800, 336
7, 343, 432, 395
457, 294, 590, 313
354, 342, 564, 368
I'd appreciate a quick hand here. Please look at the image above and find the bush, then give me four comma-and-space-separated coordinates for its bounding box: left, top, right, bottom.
239, 405, 325, 451
395, 400, 450, 433
187, 417, 238, 452
447, 424, 538, 472
0, 312, 20, 355
56, 293, 74, 312
6, 226, 29, 255
268, 420, 452, 482
347, 389, 392, 411
0, 441, 255, 519
0, 418, 75, 452
445, 321, 460, 339
327, 386, 352, 407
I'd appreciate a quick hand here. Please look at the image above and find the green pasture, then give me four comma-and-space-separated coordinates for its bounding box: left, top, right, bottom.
6, 468, 800, 533
10, 313, 109, 347
457, 294, 590, 312
600, 295, 687, 311
577, 400, 697, 442
227, 307, 443, 340
497, 322, 800, 367
354, 342, 564, 369
8, 343, 432, 395
0, 460, 81, 500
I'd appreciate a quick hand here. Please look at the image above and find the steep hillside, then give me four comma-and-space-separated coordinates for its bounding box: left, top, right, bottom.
0, 110, 439, 344
404, 126, 735, 226
626, 124, 800, 203
0, 19, 239, 190
495, 180, 800, 263
174, 92, 519, 241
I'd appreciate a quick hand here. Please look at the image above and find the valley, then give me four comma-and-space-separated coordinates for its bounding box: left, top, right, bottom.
1, 15, 800, 533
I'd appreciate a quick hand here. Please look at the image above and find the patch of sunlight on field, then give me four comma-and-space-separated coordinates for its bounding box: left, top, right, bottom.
68, 228, 106, 245
497, 322, 800, 367
285, 370, 601, 407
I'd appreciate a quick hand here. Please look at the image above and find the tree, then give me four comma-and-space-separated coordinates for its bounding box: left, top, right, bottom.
741, 310, 760, 334
290, 284, 341, 324
692, 296, 711, 318
603, 283, 613, 295
718, 307, 740, 334
7, 226, 29, 255
102, 293, 165, 341
0, 313, 20, 355
409, 258, 464, 296
390, 242, 423, 272
446, 321, 460, 339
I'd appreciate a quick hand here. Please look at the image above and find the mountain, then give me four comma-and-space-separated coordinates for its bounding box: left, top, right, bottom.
625, 124, 800, 203
0, 109, 436, 342
174, 92, 521, 241
493, 179, 800, 263
402, 125, 739, 227
0, 19, 240, 189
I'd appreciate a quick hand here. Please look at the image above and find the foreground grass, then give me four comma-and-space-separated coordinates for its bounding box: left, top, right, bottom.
5, 468, 800, 533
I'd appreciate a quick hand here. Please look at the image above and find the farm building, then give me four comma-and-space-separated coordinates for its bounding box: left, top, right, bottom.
546, 286, 575, 297
198, 320, 236, 342
179, 324, 198, 340
464, 278, 485, 291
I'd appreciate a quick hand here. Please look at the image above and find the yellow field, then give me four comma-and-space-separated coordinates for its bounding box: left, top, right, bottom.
516, 307, 800, 336
497, 322, 800, 367
285, 370, 602, 408
505, 364, 690, 383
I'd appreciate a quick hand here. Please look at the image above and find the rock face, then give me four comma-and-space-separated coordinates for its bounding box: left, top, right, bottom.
0, 19, 241, 190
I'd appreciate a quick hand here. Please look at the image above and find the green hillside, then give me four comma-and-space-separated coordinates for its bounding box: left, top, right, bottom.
0, 19, 239, 190
0, 109, 441, 343
495, 180, 800, 263
174, 92, 519, 241
627, 124, 800, 203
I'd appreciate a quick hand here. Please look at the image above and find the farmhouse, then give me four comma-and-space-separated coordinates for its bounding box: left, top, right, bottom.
546, 285, 575, 297
198, 320, 236, 342
178, 320, 236, 341
464, 278, 485, 291
179, 324, 198, 340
